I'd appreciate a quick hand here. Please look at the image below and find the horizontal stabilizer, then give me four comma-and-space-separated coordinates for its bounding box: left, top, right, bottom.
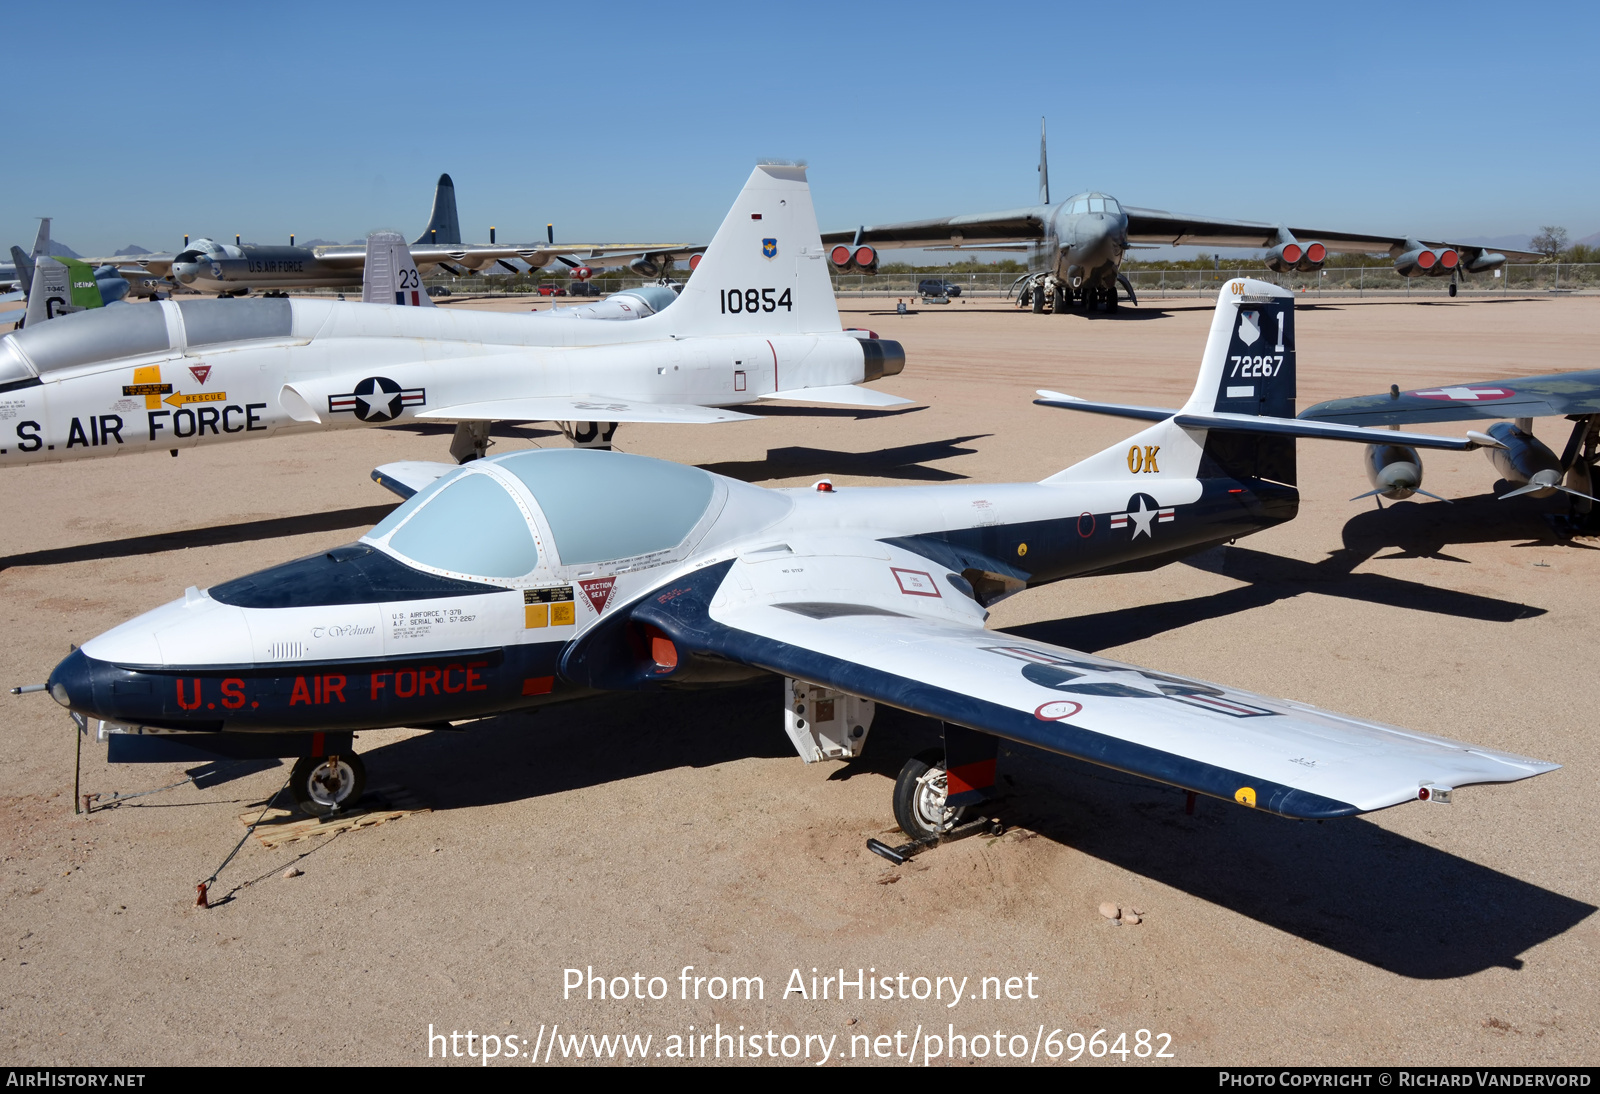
371, 460, 458, 500
1035, 391, 1502, 451
417, 397, 759, 425
760, 384, 913, 408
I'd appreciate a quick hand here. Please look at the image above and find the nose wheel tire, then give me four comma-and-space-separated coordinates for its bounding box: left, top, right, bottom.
290, 753, 367, 817
1448, 282, 1458, 297
892, 749, 968, 841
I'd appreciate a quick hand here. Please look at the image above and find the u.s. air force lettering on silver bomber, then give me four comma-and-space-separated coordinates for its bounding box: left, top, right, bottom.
327, 376, 426, 422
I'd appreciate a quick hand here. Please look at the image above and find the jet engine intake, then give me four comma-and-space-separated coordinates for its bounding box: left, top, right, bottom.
1265, 242, 1304, 274
828, 244, 877, 275
1294, 242, 1327, 273
629, 254, 663, 278
1394, 247, 1459, 278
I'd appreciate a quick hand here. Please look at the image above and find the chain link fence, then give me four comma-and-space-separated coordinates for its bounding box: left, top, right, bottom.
323, 264, 1598, 300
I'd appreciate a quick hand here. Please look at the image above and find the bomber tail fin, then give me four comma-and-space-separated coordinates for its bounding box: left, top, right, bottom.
1038, 117, 1050, 206
661, 162, 840, 336
10, 246, 34, 300
363, 231, 435, 307
412, 173, 462, 246
29, 218, 51, 259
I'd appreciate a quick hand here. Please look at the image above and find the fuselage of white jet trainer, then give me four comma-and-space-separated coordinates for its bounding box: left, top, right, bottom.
46, 443, 1292, 738
0, 297, 901, 465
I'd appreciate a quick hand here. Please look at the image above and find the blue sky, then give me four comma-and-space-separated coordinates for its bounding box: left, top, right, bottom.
6, 2, 1596, 257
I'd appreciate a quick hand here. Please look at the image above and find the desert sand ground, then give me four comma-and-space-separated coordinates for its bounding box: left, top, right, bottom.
0, 292, 1595, 1067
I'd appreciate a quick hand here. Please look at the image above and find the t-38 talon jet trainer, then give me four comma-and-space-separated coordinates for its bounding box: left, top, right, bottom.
36, 280, 1553, 843
0, 163, 909, 471
1300, 371, 1600, 530
821, 120, 1540, 314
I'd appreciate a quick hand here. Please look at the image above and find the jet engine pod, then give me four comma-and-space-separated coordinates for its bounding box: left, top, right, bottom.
1265, 241, 1304, 274
1364, 443, 1424, 500
829, 244, 856, 272
1465, 249, 1507, 273
1394, 247, 1458, 278
571, 266, 593, 281
1294, 241, 1327, 273
629, 254, 662, 278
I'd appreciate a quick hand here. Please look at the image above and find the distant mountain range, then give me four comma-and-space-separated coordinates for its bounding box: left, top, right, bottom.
114, 245, 153, 256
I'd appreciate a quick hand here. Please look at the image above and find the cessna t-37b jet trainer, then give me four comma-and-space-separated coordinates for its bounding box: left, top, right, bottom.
39, 280, 1555, 843
0, 163, 907, 469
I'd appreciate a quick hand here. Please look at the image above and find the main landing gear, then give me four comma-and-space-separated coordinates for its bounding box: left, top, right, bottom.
289, 753, 367, 816
868, 725, 1004, 865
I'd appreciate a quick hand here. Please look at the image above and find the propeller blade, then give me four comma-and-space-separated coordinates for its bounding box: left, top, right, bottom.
1349, 489, 1386, 501
1413, 489, 1453, 504
1498, 484, 1546, 501
547, 223, 554, 245
554, 255, 578, 269
1554, 484, 1600, 504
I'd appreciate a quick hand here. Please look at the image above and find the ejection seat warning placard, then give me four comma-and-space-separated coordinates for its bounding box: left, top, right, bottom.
525, 586, 576, 628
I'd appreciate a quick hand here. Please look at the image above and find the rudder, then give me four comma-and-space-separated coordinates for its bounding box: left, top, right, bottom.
413, 173, 462, 246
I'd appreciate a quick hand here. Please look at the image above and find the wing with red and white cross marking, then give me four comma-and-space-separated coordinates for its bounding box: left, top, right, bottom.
1300, 370, 1600, 426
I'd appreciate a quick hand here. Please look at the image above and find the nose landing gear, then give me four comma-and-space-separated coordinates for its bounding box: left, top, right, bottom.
290, 753, 367, 816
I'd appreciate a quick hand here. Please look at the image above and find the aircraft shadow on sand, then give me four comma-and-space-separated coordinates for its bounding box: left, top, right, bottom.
990, 747, 1594, 980
0, 505, 400, 573
1340, 491, 1597, 560
339, 684, 1590, 980
700, 435, 988, 484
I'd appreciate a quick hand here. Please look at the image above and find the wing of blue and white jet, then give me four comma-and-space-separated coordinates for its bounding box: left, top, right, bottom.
624, 541, 1556, 819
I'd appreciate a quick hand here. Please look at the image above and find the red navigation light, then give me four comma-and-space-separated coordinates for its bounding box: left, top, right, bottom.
830, 245, 853, 267
854, 246, 877, 267
1305, 242, 1326, 263
1282, 244, 1303, 264
1418, 787, 1431, 801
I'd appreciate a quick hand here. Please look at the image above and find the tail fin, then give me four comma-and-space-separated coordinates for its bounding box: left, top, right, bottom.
412, 173, 461, 246
661, 162, 840, 336
363, 231, 435, 307
24, 256, 102, 326
1180, 277, 1296, 418
1038, 117, 1050, 205
30, 218, 51, 259
11, 246, 34, 300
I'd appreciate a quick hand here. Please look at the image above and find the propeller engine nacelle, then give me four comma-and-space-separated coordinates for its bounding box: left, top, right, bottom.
1394, 246, 1460, 278
629, 254, 664, 278
1363, 443, 1425, 500
1485, 421, 1571, 499
829, 244, 878, 275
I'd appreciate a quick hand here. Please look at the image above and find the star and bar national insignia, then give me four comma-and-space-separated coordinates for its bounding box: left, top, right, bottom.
1108, 494, 1175, 539
328, 376, 426, 422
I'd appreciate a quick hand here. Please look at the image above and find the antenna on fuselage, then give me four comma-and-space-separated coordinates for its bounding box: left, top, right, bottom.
1038, 117, 1050, 206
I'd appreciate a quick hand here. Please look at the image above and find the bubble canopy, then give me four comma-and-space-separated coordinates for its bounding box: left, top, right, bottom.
365, 449, 721, 578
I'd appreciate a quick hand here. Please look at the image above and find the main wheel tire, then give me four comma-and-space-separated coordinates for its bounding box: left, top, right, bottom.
290, 753, 367, 817
1053, 286, 1070, 313
892, 749, 967, 840
1448, 282, 1458, 297
1030, 284, 1045, 313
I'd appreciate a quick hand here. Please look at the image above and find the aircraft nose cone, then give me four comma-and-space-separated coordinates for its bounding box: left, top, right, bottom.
1070, 218, 1119, 267
172, 260, 200, 285
46, 647, 97, 713
1377, 462, 1420, 493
